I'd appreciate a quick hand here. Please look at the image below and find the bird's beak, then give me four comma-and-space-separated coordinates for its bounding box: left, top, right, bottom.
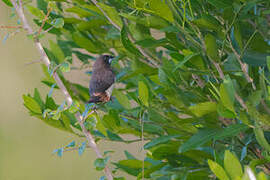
108, 56, 114, 64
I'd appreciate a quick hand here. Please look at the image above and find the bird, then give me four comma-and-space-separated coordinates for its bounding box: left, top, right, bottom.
88, 55, 115, 103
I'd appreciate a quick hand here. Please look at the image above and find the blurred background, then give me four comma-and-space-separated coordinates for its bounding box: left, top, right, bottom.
0, 4, 140, 180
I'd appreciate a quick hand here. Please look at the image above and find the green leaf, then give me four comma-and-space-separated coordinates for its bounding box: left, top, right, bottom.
208, 160, 229, 180
34, 88, 45, 110
124, 151, 137, 160
224, 150, 243, 179
254, 122, 270, 152
97, 2, 122, 28
26, 5, 45, 20
72, 32, 99, 53
205, 33, 220, 61
59, 62, 70, 72
214, 124, 249, 140
189, 102, 217, 117
121, 26, 142, 57
220, 77, 235, 114
234, 23, 243, 50
148, 0, 174, 22
65, 6, 93, 18
78, 142, 86, 156
173, 53, 200, 71
138, 81, 149, 107
144, 135, 179, 149
66, 141, 75, 148
243, 52, 268, 67
206, 0, 232, 9
51, 18, 64, 28
107, 130, 124, 141
247, 90, 262, 107
23, 95, 42, 114
1, 0, 12, 7
94, 157, 108, 171
120, 13, 169, 29
118, 159, 151, 169
193, 15, 220, 32
113, 90, 131, 109
257, 172, 267, 180
179, 129, 219, 153
135, 38, 167, 48
267, 56, 270, 71
49, 40, 65, 63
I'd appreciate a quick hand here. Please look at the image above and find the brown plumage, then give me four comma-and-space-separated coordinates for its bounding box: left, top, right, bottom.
88, 55, 115, 103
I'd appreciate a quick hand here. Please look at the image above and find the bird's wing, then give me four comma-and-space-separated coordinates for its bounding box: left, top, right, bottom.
89, 69, 115, 95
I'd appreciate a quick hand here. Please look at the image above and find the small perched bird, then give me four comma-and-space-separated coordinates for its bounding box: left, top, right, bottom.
88, 55, 115, 103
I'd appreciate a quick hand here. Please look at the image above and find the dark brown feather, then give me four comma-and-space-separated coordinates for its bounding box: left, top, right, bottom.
88, 55, 115, 103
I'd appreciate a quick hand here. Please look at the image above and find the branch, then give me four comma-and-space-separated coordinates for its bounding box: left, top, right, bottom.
211, 61, 248, 111
0, 25, 23, 28
10, 1, 113, 179
37, 6, 52, 36
90, 0, 159, 68
227, 35, 256, 90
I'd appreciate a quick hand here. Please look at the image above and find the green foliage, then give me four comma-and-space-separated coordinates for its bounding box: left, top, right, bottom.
9, 0, 270, 178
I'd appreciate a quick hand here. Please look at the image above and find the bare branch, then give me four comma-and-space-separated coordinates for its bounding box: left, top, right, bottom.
0, 25, 23, 29
10, 1, 113, 179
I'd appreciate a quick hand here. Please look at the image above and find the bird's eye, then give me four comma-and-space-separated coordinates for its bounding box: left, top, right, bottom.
108, 57, 114, 64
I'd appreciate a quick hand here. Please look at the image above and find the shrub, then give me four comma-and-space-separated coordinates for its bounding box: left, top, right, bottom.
4, 0, 270, 179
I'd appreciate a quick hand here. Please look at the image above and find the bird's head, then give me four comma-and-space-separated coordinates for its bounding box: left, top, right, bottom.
102, 55, 114, 65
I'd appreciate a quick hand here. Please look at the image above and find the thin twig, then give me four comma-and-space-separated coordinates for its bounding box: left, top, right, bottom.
0, 25, 23, 29
220, 4, 244, 54
240, 30, 257, 58
10, 1, 113, 179
211, 61, 248, 111
24, 58, 42, 66
227, 35, 256, 90
37, 6, 52, 36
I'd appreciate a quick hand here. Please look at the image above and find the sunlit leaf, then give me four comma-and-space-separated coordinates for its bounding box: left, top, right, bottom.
224, 150, 243, 179
208, 160, 229, 180
138, 81, 149, 107
113, 90, 131, 109
179, 129, 218, 153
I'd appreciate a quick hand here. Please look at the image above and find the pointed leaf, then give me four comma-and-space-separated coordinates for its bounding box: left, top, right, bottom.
224, 150, 243, 179
51, 18, 64, 28
149, 0, 174, 22
144, 135, 179, 149
23, 95, 42, 114
138, 81, 149, 107
97, 2, 122, 28
26, 5, 45, 20
113, 90, 131, 109
49, 40, 65, 63
1, 0, 12, 7
214, 124, 249, 140
189, 102, 217, 117
121, 26, 142, 57
205, 33, 220, 61
208, 160, 229, 180
179, 129, 219, 153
